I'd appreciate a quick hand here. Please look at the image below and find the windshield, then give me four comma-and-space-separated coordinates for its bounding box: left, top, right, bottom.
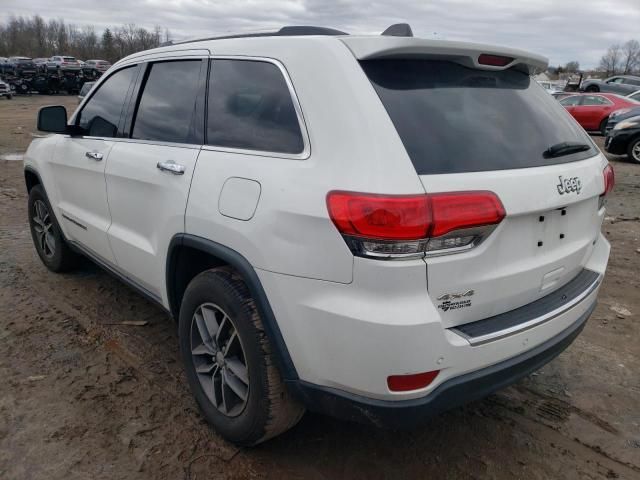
361, 59, 597, 174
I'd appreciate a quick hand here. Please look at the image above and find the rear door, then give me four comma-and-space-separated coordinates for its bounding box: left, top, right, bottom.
361, 59, 607, 327
104, 58, 206, 298
49, 65, 138, 264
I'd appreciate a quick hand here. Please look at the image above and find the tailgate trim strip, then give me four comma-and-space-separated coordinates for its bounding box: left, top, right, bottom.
450, 269, 601, 346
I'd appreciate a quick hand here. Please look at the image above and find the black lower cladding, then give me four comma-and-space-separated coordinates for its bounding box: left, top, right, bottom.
452, 268, 600, 340
286, 300, 596, 428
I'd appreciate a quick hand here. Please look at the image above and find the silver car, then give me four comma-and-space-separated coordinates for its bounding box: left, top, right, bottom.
581, 75, 640, 94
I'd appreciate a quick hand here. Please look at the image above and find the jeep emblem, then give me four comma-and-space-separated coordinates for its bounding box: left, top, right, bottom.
557, 175, 581, 195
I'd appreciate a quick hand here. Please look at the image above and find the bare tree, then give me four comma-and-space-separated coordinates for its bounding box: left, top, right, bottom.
621, 39, 640, 74
599, 44, 623, 76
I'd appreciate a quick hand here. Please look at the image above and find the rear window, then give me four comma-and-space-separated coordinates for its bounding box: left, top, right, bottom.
361, 59, 597, 175
63, 57, 76, 61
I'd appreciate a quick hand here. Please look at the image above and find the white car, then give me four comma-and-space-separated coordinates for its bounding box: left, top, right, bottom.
46, 55, 81, 72
24, 24, 612, 446
627, 90, 640, 102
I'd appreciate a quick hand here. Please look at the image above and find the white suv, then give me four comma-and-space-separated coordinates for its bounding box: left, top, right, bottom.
25, 25, 613, 445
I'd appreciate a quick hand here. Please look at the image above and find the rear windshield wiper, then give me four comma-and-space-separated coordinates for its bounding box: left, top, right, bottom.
543, 142, 591, 159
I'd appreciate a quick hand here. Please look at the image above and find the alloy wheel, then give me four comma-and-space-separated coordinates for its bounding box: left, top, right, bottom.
32, 199, 55, 258
632, 141, 640, 162
190, 303, 249, 417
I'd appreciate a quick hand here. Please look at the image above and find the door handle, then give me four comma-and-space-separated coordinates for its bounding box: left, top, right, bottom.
85, 151, 103, 161
157, 160, 185, 175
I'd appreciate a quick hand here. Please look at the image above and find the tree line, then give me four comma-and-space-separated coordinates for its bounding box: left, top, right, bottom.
599, 40, 640, 76
0, 15, 171, 63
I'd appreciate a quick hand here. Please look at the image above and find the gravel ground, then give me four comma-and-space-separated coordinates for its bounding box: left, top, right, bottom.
0, 95, 639, 479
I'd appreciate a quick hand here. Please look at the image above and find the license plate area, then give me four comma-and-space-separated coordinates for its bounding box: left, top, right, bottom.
535, 206, 570, 250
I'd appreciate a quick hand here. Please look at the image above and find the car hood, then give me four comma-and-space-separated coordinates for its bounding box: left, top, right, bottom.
610, 106, 640, 122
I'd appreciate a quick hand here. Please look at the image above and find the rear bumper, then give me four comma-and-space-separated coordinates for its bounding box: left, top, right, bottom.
287, 300, 595, 427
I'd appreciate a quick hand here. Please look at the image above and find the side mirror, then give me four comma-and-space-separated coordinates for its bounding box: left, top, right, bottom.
37, 105, 68, 133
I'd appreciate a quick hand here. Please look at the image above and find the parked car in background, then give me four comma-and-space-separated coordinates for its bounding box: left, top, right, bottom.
559, 93, 640, 134
77, 81, 95, 103
33, 58, 49, 73
0, 79, 12, 99
626, 90, 640, 102
580, 75, 640, 95
47, 56, 81, 72
605, 115, 640, 163
27, 25, 612, 445
0, 57, 9, 75
84, 59, 111, 73
537, 80, 564, 94
7, 57, 37, 76
606, 105, 640, 133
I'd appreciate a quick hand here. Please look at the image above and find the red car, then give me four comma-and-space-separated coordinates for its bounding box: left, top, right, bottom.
559, 93, 640, 135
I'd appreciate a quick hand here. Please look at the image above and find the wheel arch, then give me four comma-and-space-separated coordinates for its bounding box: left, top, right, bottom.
24, 166, 42, 193
166, 234, 298, 381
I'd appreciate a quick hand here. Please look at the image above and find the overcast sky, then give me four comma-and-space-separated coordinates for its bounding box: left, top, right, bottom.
3, 0, 640, 69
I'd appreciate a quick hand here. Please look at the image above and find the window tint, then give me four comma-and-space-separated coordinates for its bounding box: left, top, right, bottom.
78, 66, 136, 137
609, 77, 624, 84
361, 59, 596, 175
582, 95, 611, 106
131, 60, 202, 144
207, 59, 304, 154
560, 95, 582, 106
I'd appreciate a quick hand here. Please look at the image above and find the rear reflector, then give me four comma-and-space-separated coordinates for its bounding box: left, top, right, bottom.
603, 164, 615, 196
327, 190, 505, 258
387, 370, 439, 392
478, 54, 514, 67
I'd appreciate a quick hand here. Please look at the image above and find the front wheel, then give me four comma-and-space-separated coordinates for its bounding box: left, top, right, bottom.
28, 185, 79, 272
627, 137, 640, 163
585, 85, 599, 92
178, 267, 304, 446
600, 117, 609, 136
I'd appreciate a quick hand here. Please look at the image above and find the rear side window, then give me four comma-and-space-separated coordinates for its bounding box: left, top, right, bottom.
78, 66, 136, 137
206, 59, 304, 154
560, 96, 581, 106
582, 95, 612, 106
131, 60, 203, 144
361, 59, 596, 175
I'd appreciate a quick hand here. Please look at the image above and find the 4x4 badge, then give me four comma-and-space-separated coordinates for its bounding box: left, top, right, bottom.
557, 175, 581, 195
437, 290, 474, 301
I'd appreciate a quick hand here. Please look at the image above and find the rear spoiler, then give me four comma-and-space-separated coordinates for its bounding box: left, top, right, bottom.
340, 37, 548, 74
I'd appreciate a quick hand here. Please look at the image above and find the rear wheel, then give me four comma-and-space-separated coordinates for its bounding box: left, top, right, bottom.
28, 185, 80, 272
178, 267, 304, 445
627, 137, 640, 163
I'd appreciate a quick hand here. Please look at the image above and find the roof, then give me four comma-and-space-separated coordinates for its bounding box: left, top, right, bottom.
117, 24, 548, 74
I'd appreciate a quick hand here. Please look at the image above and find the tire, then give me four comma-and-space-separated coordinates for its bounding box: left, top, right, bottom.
627, 137, 640, 164
585, 85, 599, 92
27, 184, 80, 272
5, 95, 11, 100
600, 117, 609, 136
178, 267, 304, 446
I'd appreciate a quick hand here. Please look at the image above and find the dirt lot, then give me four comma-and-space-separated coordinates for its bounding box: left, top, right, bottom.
0, 95, 639, 479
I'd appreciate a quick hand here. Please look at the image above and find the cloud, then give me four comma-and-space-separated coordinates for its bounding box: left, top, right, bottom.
4, 0, 640, 68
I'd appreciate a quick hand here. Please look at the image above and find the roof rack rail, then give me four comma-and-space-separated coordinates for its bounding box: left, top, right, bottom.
381, 23, 413, 37
170, 25, 348, 46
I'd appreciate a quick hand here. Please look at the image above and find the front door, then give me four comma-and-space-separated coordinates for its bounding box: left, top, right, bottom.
49, 65, 138, 263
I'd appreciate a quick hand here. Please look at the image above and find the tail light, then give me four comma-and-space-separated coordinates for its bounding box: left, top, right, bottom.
327, 190, 505, 259
602, 164, 615, 196
600, 164, 615, 209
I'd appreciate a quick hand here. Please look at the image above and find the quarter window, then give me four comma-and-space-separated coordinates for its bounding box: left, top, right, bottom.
559, 95, 582, 106
78, 66, 136, 137
131, 60, 203, 143
206, 59, 304, 154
